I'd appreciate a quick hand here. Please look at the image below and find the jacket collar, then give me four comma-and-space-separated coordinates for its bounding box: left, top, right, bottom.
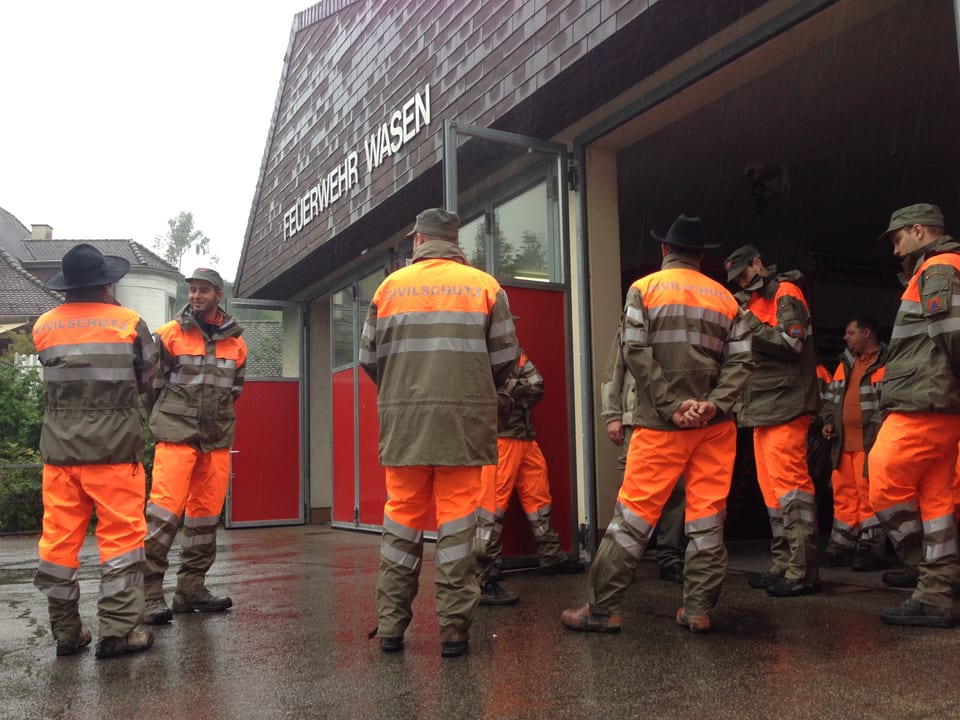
178, 303, 243, 340
412, 239, 468, 264
900, 234, 960, 285
661, 252, 701, 271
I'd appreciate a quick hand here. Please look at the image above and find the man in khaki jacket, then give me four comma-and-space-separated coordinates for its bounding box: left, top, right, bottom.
360, 208, 518, 657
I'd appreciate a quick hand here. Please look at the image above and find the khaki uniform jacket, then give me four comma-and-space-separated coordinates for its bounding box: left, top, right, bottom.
599, 330, 637, 427
622, 254, 754, 431
879, 235, 960, 415
497, 350, 543, 440
734, 269, 820, 427
821, 345, 888, 468
32, 301, 158, 465
149, 305, 247, 451
359, 240, 519, 466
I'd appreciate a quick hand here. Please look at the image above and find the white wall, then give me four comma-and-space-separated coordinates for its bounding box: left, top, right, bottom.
114, 270, 180, 331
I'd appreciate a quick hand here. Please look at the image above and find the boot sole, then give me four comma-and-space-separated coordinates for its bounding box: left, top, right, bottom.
172, 599, 233, 613
880, 614, 955, 628
479, 596, 519, 606
143, 610, 173, 625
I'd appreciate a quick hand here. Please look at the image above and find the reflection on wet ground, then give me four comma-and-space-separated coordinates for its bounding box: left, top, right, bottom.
2, 527, 958, 719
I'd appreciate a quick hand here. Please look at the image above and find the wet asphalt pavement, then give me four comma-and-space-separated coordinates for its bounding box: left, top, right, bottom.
1, 525, 958, 720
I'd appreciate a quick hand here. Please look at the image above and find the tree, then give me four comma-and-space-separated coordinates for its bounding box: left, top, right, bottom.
154, 211, 219, 270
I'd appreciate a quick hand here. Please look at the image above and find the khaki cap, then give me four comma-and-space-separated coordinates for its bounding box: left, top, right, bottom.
186, 267, 224, 291
878, 203, 944, 243
723, 244, 761, 282
405, 208, 460, 240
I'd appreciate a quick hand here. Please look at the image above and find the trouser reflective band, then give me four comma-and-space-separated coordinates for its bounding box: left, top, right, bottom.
779, 489, 819, 583
176, 513, 220, 594
684, 512, 727, 614
526, 505, 566, 567
828, 519, 858, 551
589, 503, 652, 615
923, 514, 958, 562
35, 559, 80, 601
475, 506, 497, 585
98, 546, 146, 639
144, 501, 181, 598
435, 512, 479, 641
376, 515, 424, 637
657, 477, 687, 567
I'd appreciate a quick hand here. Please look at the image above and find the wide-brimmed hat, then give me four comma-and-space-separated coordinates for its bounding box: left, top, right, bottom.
405, 208, 460, 240
723, 244, 762, 282
186, 267, 224, 291
878, 203, 945, 243
650, 214, 719, 250
44, 243, 130, 291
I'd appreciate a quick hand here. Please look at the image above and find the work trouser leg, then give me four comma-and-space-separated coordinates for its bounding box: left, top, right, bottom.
756, 417, 819, 584
376, 467, 430, 638
657, 475, 686, 569
432, 466, 481, 643
144, 442, 194, 600
485, 438, 522, 580
851, 451, 886, 558
475, 465, 498, 586
35, 465, 92, 644
614, 426, 632, 487
870, 413, 960, 608
682, 422, 737, 614
826, 452, 861, 559
590, 427, 686, 615
753, 431, 788, 578
513, 439, 565, 567
176, 448, 230, 595
82, 463, 148, 639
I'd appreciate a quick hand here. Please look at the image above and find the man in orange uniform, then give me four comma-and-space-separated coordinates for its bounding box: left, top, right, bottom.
870, 204, 960, 628
143, 268, 247, 624
360, 208, 518, 657
32, 244, 158, 659
561, 215, 752, 634
821, 317, 888, 570
475, 347, 584, 606
724, 244, 821, 597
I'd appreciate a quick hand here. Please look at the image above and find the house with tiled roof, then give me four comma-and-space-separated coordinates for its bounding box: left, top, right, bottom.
0, 206, 183, 333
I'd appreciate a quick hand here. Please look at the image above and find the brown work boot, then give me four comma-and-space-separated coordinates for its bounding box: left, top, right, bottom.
143, 597, 173, 625
95, 628, 155, 659
56, 629, 92, 657
560, 604, 622, 633
675, 607, 711, 634
172, 587, 233, 613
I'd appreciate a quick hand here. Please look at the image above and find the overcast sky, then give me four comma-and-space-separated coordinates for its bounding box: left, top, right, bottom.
0, 0, 312, 281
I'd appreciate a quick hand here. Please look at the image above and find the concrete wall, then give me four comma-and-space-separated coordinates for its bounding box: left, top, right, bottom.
115, 270, 179, 330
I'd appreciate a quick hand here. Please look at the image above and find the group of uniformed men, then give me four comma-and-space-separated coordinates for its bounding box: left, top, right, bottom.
32, 245, 245, 659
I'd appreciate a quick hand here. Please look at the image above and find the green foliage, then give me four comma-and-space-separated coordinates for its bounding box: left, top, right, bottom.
0, 360, 43, 452
0, 448, 42, 533
0, 352, 45, 532
154, 211, 219, 271
1, 329, 37, 357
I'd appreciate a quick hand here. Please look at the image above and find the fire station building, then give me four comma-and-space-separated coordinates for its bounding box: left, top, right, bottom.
229, 0, 960, 560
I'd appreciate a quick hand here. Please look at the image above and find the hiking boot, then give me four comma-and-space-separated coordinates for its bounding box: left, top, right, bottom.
56, 629, 92, 657
882, 569, 918, 588
540, 558, 586, 575
880, 598, 955, 628
95, 628, 155, 659
659, 562, 684, 585
441, 640, 469, 657
172, 587, 233, 613
479, 580, 519, 606
767, 578, 821, 597
560, 604, 622, 633
379, 636, 404, 653
675, 607, 711, 634
143, 597, 173, 625
748, 572, 781, 589
851, 552, 886, 572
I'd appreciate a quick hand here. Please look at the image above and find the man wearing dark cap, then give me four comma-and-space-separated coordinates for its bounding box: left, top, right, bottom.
32, 243, 158, 658
360, 208, 518, 657
723, 243, 821, 597
142, 267, 247, 624
869, 204, 960, 628
562, 215, 752, 634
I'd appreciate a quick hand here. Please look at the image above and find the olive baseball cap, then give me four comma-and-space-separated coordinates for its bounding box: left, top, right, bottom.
878, 203, 944, 243
723, 244, 761, 282
405, 208, 460, 240
186, 267, 224, 291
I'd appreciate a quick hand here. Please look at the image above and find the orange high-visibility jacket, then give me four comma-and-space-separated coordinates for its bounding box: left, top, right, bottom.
359, 240, 519, 466
821, 346, 888, 467
32, 301, 157, 465
621, 254, 754, 430
150, 305, 247, 451
735, 269, 819, 427
880, 236, 960, 415
496, 350, 544, 440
